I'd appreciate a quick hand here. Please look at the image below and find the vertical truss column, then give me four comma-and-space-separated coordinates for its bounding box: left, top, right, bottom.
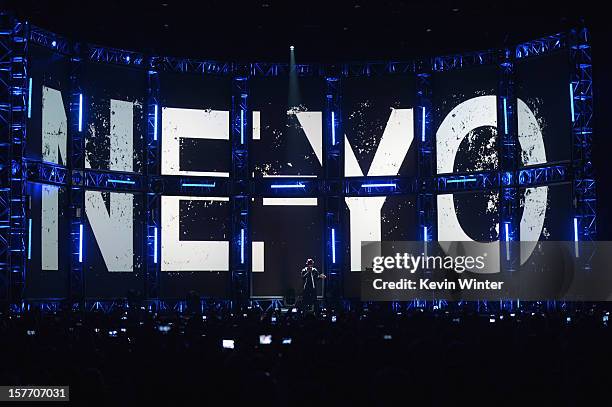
0, 15, 28, 305
498, 49, 520, 242
324, 77, 342, 302
230, 75, 249, 309
145, 60, 161, 300
68, 46, 85, 305
9, 19, 27, 305
0, 13, 11, 304
416, 64, 436, 242
569, 28, 596, 241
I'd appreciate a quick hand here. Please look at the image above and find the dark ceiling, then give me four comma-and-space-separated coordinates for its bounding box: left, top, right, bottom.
5, 0, 603, 63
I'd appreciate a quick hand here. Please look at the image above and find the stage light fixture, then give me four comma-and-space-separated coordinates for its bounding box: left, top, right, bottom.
78, 223, 84, 263
421, 107, 426, 142
27, 77, 32, 118
107, 179, 135, 185
290, 45, 294, 51
446, 178, 477, 184
331, 228, 336, 263
360, 183, 396, 188
153, 227, 158, 264
51, 40, 56, 47
78, 93, 83, 132
27, 218, 32, 260
240, 229, 245, 264
331, 111, 336, 145
181, 182, 216, 188
574, 217, 579, 242
153, 104, 158, 141
503, 97, 508, 134
270, 183, 305, 189
569, 82, 575, 122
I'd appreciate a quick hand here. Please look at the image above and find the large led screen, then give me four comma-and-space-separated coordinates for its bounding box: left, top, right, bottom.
343, 195, 418, 298
160, 195, 230, 298
26, 44, 70, 166
343, 75, 417, 177
24, 182, 70, 299
251, 197, 324, 298
82, 62, 146, 174
434, 65, 499, 175
516, 50, 572, 165
159, 73, 231, 177
83, 191, 145, 298
250, 77, 325, 178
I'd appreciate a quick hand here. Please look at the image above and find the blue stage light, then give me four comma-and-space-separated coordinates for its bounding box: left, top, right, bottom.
153, 104, 158, 141
51, 40, 56, 47
446, 178, 477, 184
421, 107, 426, 142
240, 109, 245, 145
574, 217, 579, 242
107, 179, 135, 185
27, 77, 32, 119
27, 218, 32, 260
331, 111, 336, 145
504, 222, 510, 242
153, 227, 158, 264
423, 226, 428, 242
270, 183, 305, 189
331, 228, 336, 263
360, 183, 396, 188
79, 223, 84, 263
240, 229, 245, 264
503, 97, 508, 135
78, 93, 83, 132
181, 182, 216, 188
569, 82, 575, 122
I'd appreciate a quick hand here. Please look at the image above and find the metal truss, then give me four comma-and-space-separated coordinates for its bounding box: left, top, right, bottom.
436, 172, 498, 192
24, 160, 69, 186
28, 25, 71, 55
253, 177, 320, 196
68, 55, 85, 305
155, 57, 237, 75
0, 14, 28, 304
82, 169, 144, 192
88, 45, 144, 67
344, 177, 416, 196
416, 65, 436, 242
0, 14, 10, 303
433, 49, 497, 72
231, 76, 249, 309
10, 18, 27, 303
251, 62, 322, 77
498, 48, 520, 244
340, 61, 415, 76
569, 28, 596, 240
324, 77, 342, 302
517, 164, 568, 186
436, 164, 569, 192
147, 175, 230, 196
515, 32, 566, 60
145, 67, 161, 299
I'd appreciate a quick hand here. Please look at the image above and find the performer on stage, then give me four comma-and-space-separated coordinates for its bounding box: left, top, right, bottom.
301, 258, 325, 311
